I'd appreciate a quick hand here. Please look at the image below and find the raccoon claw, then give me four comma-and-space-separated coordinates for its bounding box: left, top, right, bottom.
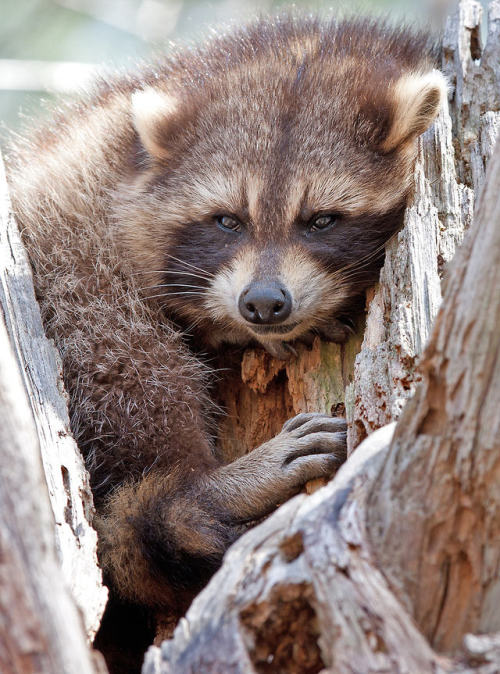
266, 412, 347, 486
282, 412, 346, 434
317, 317, 356, 344
262, 340, 297, 360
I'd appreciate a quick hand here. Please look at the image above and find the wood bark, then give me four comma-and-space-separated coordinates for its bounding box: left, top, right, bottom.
368, 130, 500, 652
0, 269, 106, 673
0, 152, 108, 641
346, 0, 500, 451
144, 1, 500, 672
0, 152, 107, 669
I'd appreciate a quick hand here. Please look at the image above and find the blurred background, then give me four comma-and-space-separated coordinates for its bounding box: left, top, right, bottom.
1, 0, 460, 138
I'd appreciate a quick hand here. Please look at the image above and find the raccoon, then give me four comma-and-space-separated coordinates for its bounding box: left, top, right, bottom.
6, 13, 445, 670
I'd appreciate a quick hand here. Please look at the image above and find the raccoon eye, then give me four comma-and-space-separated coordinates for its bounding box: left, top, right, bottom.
216, 215, 242, 233
308, 213, 339, 233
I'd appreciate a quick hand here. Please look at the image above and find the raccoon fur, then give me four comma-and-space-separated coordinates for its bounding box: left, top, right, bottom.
6, 13, 445, 670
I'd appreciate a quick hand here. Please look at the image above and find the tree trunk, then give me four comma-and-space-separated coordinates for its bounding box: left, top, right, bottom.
0, 153, 107, 669
368, 131, 500, 652
144, 1, 500, 671
346, 0, 499, 450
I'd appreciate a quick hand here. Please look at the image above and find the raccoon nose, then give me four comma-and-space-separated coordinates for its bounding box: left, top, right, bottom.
238, 282, 292, 324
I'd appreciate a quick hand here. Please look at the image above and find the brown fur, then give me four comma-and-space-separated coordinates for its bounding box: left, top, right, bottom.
5, 14, 444, 672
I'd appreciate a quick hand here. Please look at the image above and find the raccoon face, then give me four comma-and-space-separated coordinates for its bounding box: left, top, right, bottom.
118, 44, 446, 356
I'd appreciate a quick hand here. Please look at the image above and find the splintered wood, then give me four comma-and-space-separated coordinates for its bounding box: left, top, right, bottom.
0, 150, 108, 674
215, 336, 361, 493
216, 336, 361, 464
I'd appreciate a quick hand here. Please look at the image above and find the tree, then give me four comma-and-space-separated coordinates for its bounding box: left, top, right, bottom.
0, 1, 498, 672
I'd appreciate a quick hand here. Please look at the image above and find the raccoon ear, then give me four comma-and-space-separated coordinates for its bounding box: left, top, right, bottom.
131, 87, 180, 160
379, 70, 447, 154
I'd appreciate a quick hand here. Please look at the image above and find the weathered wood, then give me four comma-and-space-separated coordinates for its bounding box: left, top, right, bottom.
0, 152, 107, 641
216, 332, 363, 467
145, 424, 445, 674
0, 287, 106, 672
368, 135, 500, 651
346, 0, 499, 452
442, 0, 500, 193
456, 633, 500, 673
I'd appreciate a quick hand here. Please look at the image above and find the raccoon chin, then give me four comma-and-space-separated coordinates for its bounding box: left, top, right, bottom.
257, 316, 356, 359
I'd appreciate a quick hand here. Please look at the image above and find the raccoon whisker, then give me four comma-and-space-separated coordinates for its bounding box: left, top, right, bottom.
182, 318, 205, 335
342, 253, 384, 275
335, 267, 384, 285
173, 318, 204, 338
163, 290, 205, 297
137, 283, 205, 292
132, 270, 213, 282
326, 267, 378, 288
142, 291, 206, 301
158, 283, 205, 290
329, 253, 384, 279
330, 270, 375, 284
161, 270, 213, 281
327, 238, 392, 277
163, 253, 215, 278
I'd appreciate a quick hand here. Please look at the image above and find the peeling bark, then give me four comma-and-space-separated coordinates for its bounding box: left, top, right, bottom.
0, 270, 106, 674
0, 152, 107, 670
368, 136, 500, 652
346, 0, 499, 451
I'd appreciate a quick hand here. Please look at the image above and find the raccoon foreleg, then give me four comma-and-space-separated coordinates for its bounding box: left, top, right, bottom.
97, 413, 346, 607
315, 317, 356, 344
201, 412, 347, 521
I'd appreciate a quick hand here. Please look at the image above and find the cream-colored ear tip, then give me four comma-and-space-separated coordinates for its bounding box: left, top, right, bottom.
131, 87, 179, 159
380, 69, 448, 153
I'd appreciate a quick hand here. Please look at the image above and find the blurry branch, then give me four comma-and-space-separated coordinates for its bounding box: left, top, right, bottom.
0, 59, 98, 93
55, 0, 183, 41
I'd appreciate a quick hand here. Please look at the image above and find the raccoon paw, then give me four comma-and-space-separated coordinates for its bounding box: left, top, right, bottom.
244, 413, 346, 511
278, 413, 347, 483
316, 317, 356, 343
205, 413, 346, 522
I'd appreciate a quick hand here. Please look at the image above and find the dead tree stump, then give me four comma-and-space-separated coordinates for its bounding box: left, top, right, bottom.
0, 154, 107, 670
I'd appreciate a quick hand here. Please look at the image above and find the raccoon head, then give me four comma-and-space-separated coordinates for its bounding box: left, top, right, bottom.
117, 22, 446, 357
